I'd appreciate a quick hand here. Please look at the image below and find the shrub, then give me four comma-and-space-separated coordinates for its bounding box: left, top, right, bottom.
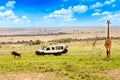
49, 38, 72, 43
28, 40, 43, 45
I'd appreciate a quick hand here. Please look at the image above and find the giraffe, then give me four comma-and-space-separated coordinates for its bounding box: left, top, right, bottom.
105, 20, 112, 61
92, 40, 97, 48
92, 37, 97, 48
92, 37, 97, 54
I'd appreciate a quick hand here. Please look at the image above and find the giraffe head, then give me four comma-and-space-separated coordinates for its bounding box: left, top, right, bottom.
107, 20, 111, 24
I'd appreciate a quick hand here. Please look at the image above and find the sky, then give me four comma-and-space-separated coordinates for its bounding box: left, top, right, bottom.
0, 0, 120, 27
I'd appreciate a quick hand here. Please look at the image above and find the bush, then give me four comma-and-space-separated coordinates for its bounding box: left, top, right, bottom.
49, 38, 72, 43
28, 40, 43, 45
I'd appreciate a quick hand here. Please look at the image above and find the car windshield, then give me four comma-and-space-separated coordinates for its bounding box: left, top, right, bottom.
56, 46, 64, 50
42, 47, 47, 50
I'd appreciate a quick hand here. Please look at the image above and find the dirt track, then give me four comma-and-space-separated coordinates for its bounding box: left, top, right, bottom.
1, 70, 120, 80
103, 69, 120, 80
0, 72, 69, 80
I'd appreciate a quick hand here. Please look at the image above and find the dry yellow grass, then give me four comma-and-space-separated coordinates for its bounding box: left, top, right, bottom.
0, 27, 120, 42
0, 32, 120, 42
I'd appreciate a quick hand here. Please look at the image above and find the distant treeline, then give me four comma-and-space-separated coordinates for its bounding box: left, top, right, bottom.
0, 32, 69, 37
0, 36, 120, 45
73, 36, 120, 41
48, 36, 120, 43
0, 40, 43, 45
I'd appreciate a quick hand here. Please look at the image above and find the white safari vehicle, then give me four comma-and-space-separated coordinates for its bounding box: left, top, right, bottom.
35, 44, 68, 56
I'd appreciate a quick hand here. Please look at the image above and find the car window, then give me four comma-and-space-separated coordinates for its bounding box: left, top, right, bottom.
56, 46, 63, 50
59, 46, 63, 49
42, 47, 47, 50
47, 48, 50, 50
56, 46, 59, 50
52, 47, 55, 50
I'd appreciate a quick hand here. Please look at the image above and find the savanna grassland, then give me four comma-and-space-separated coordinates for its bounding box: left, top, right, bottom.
0, 39, 120, 80
0, 26, 120, 42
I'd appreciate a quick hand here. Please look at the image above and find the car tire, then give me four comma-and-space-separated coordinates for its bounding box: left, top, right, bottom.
41, 52, 45, 55
54, 52, 61, 56
35, 51, 41, 55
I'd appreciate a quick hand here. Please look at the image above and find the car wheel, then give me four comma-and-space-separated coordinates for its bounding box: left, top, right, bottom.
56, 52, 61, 56
41, 52, 45, 55
58, 52, 62, 55
35, 51, 41, 55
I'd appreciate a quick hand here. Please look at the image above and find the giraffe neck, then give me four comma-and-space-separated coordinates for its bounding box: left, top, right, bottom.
107, 22, 110, 38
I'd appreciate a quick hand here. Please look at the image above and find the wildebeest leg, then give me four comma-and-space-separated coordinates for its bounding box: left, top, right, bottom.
14, 55, 15, 59
19, 55, 21, 58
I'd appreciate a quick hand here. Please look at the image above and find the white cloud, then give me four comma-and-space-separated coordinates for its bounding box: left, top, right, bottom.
0, 6, 5, 10
0, 10, 18, 21
44, 5, 88, 22
98, 11, 120, 25
6, 0, 16, 8
92, 12, 100, 16
102, 11, 111, 15
43, 5, 88, 26
104, 0, 116, 5
90, 2, 103, 9
90, 0, 116, 19
112, 4, 116, 7
22, 16, 27, 19
3, 10, 14, 16
94, 9, 102, 12
91, 0, 116, 9
0, 0, 30, 27
22, 15, 30, 22
44, 7, 75, 22
91, 11, 111, 16
73, 5, 88, 13
0, 1, 17, 22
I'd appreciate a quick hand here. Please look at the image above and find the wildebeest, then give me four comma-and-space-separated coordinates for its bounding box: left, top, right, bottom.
11, 51, 21, 58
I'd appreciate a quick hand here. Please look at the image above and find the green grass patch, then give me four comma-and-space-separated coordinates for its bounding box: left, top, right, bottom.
0, 40, 120, 79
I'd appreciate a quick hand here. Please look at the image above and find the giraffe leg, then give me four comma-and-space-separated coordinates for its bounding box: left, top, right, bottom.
108, 45, 111, 61
108, 49, 111, 61
106, 50, 109, 61
107, 49, 111, 61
